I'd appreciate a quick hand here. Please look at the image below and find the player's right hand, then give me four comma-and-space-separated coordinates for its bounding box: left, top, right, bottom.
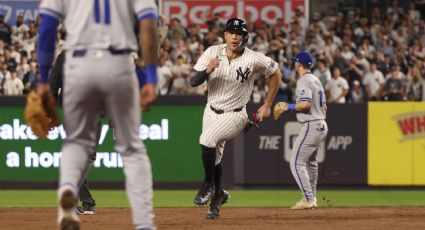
140, 83, 157, 111
273, 102, 288, 120
206, 57, 220, 74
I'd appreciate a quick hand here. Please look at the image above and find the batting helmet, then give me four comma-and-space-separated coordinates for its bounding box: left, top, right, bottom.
224, 18, 249, 49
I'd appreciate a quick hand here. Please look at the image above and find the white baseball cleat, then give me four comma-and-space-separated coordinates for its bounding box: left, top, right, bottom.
57, 188, 80, 230
290, 199, 318, 210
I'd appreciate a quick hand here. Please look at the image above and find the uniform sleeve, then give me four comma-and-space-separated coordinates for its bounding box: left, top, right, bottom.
40, 0, 64, 20
297, 79, 312, 102
255, 52, 278, 78
133, 0, 158, 21
193, 47, 214, 71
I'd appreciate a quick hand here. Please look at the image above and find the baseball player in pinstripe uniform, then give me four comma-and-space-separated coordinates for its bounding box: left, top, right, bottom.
190, 18, 282, 219
37, 0, 159, 229
274, 51, 328, 210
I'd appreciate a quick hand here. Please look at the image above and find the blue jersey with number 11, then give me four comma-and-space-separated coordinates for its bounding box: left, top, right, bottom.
295, 73, 326, 123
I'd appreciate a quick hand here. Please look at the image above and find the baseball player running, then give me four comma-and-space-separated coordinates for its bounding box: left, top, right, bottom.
274, 51, 328, 209
50, 50, 99, 215
37, 1, 159, 229
190, 18, 282, 219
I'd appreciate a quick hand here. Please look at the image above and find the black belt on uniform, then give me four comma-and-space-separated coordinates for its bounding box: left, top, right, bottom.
73, 48, 133, 57
210, 105, 243, 114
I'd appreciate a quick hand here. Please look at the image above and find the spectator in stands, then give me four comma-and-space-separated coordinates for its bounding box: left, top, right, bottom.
348, 80, 367, 103
363, 62, 385, 100
29, 50, 37, 63
11, 15, 29, 44
313, 59, 331, 87
167, 18, 187, 40
252, 77, 268, 103
157, 54, 172, 95
383, 64, 404, 101
325, 66, 349, 103
10, 44, 21, 64
3, 69, 23, 95
16, 56, 29, 80
169, 55, 191, 95
0, 63, 11, 81
0, 14, 11, 44
22, 61, 37, 94
4, 49, 17, 71
406, 65, 424, 101
158, 16, 169, 42
346, 55, 365, 88
331, 48, 349, 74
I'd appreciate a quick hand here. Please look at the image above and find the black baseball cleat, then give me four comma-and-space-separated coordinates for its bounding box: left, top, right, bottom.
206, 189, 230, 219
194, 183, 215, 206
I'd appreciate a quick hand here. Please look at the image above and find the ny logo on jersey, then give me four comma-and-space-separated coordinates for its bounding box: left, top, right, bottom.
234, 20, 239, 26
236, 67, 251, 83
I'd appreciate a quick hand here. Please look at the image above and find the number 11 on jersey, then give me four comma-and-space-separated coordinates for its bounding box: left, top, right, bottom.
94, 0, 110, 24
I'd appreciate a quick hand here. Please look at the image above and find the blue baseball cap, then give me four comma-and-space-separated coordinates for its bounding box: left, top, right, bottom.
291, 51, 314, 67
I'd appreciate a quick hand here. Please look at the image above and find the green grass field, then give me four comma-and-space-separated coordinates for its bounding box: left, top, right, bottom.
1, 190, 425, 208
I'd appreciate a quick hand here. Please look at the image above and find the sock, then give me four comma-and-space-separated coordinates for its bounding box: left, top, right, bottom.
214, 163, 222, 194
201, 145, 216, 185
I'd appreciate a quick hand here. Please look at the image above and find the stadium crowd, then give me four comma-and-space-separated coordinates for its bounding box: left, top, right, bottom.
0, 0, 424, 103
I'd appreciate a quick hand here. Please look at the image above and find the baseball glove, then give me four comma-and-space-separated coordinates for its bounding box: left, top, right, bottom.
24, 91, 60, 138
273, 102, 288, 120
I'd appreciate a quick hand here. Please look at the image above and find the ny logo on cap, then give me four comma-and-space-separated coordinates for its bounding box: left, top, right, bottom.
234, 20, 239, 25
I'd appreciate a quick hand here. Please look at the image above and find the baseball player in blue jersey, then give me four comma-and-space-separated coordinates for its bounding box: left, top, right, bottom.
274, 51, 328, 210
37, 1, 159, 229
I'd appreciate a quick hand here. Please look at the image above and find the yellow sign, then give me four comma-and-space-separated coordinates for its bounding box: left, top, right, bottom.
368, 102, 425, 185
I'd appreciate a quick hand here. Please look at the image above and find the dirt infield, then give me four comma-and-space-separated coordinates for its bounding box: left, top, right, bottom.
1, 207, 425, 230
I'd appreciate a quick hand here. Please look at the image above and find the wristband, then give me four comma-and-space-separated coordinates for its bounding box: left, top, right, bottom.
288, 104, 296, 111
136, 67, 146, 87
144, 64, 158, 84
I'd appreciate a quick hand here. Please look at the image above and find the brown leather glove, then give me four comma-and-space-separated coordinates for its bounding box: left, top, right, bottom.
24, 91, 60, 138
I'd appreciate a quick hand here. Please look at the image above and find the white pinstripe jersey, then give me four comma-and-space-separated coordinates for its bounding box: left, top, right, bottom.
40, 0, 157, 51
295, 73, 327, 122
194, 44, 278, 111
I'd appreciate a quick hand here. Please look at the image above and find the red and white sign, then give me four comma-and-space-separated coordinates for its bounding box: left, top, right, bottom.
160, 0, 306, 28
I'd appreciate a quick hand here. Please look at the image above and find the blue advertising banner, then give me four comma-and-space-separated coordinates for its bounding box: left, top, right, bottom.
0, 0, 39, 26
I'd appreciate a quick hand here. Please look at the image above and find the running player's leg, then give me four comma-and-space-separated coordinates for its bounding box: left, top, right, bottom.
104, 56, 153, 229
214, 141, 225, 194
60, 55, 103, 201
194, 106, 218, 205
199, 110, 247, 184
78, 111, 104, 208
307, 150, 318, 199
290, 122, 317, 202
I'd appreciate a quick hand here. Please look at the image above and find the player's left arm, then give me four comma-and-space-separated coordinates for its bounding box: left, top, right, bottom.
137, 2, 159, 110
273, 80, 312, 120
255, 54, 282, 122
257, 69, 282, 122
37, 13, 60, 95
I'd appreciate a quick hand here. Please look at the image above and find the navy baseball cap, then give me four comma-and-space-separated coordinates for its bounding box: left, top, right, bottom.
224, 18, 248, 34
291, 51, 314, 67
